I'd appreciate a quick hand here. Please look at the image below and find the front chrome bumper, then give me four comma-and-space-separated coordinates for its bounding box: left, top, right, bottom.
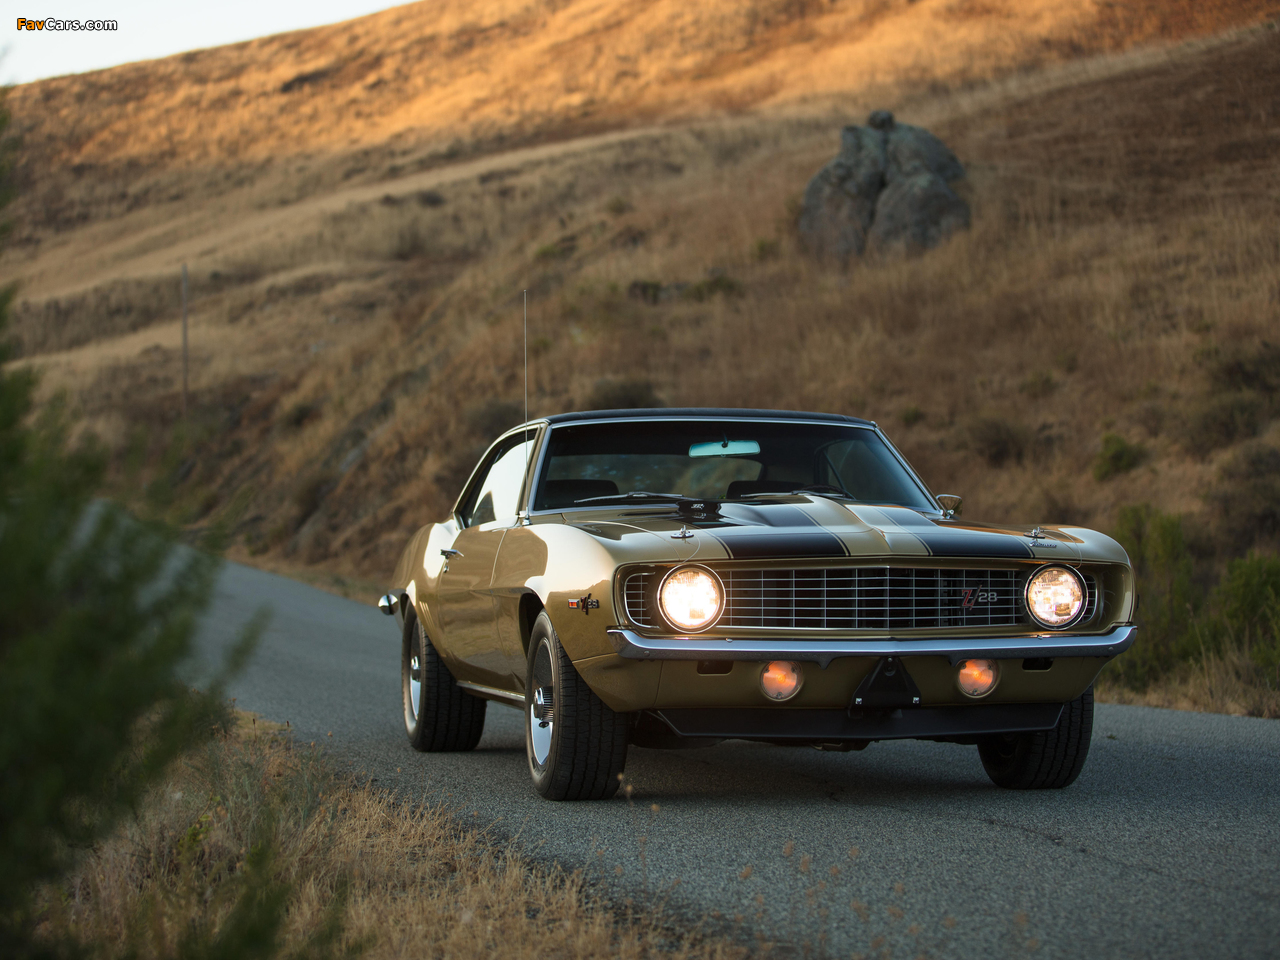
606, 624, 1136, 668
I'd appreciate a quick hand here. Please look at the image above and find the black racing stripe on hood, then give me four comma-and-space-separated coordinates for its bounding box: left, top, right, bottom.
915, 533, 1034, 559
709, 530, 849, 560
727, 504, 822, 528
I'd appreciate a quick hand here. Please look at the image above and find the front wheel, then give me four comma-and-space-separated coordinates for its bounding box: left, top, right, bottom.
525, 611, 628, 800
978, 686, 1094, 789
402, 609, 486, 752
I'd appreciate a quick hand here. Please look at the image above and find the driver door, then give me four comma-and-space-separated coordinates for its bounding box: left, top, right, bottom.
436, 430, 536, 688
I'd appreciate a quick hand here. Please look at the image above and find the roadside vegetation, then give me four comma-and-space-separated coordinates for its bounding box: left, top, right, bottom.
32, 713, 746, 960
1097, 506, 1280, 717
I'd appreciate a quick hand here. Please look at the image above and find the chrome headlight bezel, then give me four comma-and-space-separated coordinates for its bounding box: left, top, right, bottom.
657, 564, 725, 633
1024, 564, 1087, 630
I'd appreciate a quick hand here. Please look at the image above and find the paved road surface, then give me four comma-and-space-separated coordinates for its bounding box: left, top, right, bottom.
194, 561, 1280, 959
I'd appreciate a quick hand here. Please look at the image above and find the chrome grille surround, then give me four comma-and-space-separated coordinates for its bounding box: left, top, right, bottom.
624, 566, 1099, 633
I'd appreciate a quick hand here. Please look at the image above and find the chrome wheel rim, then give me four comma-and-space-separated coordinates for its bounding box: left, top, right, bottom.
529, 640, 555, 767
408, 628, 423, 721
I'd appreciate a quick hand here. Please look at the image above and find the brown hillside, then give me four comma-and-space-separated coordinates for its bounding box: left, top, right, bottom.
12, 0, 1276, 168
5, 0, 1277, 249
0, 4, 1277, 592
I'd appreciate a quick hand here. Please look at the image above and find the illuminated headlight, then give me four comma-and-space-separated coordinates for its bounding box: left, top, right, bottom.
658, 565, 724, 632
1025, 565, 1086, 628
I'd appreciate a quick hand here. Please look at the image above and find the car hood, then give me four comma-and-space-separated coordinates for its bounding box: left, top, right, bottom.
562, 496, 1102, 563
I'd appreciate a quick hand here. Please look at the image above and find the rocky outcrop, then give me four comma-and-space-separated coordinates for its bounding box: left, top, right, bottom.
798, 110, 969, 262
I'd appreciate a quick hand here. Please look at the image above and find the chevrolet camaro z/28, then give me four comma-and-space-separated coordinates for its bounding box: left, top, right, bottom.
379, 409, 1135, 800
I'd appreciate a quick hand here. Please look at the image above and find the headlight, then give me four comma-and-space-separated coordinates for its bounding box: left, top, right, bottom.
658, 565, 724, 632
1025, 566, 1085, 628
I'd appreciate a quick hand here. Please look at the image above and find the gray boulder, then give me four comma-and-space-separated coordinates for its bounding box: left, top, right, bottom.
798, 111, 969, 262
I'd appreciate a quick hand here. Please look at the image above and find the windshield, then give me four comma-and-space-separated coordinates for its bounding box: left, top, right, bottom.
532, 419, 934, 511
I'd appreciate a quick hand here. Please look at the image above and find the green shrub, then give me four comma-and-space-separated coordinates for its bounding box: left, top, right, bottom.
1093, 433, 1147, 481
534, 236, 576, 261
1206, 554, 1280, 678
1107, 505, 1201, 688
1207, 442, 1280, 554
901, 405, 925, 427
0, 342, 285, 960
682, 274, 744, 302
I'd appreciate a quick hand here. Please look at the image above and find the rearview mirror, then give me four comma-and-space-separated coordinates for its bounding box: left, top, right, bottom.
689, 439, 761, 458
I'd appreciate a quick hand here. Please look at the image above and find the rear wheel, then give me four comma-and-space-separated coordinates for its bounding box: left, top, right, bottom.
978, 686, 1094, 789
402, 609, 486, 752
525, 611, 628, 800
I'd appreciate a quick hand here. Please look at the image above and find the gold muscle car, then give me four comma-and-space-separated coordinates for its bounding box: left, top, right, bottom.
379, 409, 1135, 800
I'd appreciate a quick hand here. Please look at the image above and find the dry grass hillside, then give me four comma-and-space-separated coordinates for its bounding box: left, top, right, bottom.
6, 0, 1277, 254
1, 2, 1277, 608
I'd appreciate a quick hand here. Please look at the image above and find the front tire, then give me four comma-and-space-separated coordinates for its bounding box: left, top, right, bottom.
978, 686, 1094, 789
402, 609, 486, 752
525, 611, 628, 800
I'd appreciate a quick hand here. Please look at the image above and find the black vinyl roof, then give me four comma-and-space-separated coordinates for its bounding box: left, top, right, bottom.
541, 407, 875, 427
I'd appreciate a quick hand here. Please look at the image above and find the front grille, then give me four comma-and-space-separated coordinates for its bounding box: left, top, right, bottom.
623, 567, 1097, 632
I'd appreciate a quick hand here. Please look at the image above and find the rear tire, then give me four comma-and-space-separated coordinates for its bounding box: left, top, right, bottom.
525, 611, 628, 800
979, 686, 1094, 789
402, 609, 486, 752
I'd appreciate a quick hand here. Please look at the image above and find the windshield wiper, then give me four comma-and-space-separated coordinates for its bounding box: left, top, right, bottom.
573, 491, 687, 504
735, 484, 855, 502
574, 492, 721, 519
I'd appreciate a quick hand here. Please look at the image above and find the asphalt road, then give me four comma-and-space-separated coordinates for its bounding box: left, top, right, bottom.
194, 560, 1280, 959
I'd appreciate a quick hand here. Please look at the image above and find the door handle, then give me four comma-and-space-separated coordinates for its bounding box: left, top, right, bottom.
440, 548, 463, 558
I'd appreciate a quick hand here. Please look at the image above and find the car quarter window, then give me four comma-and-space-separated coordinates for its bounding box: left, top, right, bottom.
459, 431, 537, 528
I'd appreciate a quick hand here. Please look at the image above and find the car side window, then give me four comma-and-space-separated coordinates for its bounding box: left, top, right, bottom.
459, 432, 536, 528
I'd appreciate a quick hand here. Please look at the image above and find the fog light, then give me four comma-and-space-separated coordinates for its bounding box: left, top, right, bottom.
956, 659, 1000, 698
760, 661, 803, 701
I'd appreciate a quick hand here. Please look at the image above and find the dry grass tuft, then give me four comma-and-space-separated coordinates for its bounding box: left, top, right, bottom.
1097, 637, 1280, 719
39, 715, 746, 960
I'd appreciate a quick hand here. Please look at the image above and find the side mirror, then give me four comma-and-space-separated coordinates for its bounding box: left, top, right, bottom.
378, 594, 400, 616
936, 494, 963, 519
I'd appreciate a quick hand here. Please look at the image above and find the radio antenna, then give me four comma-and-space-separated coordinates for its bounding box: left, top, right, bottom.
523, 289, 528, 427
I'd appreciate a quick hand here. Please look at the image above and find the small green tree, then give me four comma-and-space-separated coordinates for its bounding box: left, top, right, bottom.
0, 94, 258, 958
